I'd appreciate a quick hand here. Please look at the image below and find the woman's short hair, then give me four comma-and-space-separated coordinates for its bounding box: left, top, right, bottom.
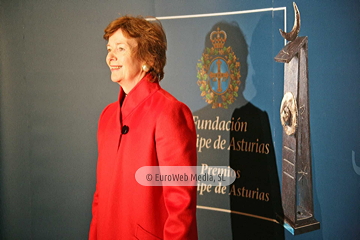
104, 16, 167, 81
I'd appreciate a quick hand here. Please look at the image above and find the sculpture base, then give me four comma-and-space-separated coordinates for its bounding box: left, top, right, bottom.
283, 217, 320, 235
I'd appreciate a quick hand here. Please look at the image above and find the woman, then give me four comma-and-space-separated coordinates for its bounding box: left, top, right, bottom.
89, 16, 198, 240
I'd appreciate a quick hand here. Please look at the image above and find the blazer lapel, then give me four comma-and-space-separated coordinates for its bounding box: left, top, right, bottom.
120, 74, 160, 120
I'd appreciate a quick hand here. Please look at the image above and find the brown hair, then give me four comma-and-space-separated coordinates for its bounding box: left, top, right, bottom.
104, 15, 167, 81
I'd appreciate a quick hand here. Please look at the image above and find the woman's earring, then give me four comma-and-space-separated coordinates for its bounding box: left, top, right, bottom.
142, 64, 150, 72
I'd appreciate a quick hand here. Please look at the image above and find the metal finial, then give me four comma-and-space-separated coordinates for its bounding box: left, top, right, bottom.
279, 2, 301, 42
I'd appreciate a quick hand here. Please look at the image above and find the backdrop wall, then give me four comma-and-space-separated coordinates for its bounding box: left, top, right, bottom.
1, 0, 359, 239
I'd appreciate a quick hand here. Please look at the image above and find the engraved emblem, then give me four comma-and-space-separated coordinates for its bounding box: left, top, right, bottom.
197, 27, 241, 109
280, 92, 298, 135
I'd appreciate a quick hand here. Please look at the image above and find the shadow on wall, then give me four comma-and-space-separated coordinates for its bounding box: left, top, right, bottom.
194, 19, 284, 239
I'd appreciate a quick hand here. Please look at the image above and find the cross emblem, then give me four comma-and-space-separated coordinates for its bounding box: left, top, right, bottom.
298, 166, 308, 182
209, 59, 229, 93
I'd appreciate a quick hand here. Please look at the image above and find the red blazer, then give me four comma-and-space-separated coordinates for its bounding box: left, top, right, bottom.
89, 74, 198, 240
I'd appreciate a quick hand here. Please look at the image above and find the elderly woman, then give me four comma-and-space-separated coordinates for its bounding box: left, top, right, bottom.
89, 16, 198, 240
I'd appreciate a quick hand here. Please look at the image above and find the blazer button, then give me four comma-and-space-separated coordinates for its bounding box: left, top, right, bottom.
121, 125, 129, 134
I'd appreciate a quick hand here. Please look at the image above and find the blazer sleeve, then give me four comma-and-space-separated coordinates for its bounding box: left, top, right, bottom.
89, 104, 112, 240
155, 101, 198, 240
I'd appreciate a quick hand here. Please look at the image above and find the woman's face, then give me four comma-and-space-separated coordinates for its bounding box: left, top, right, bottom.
106, 29, 144, 88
